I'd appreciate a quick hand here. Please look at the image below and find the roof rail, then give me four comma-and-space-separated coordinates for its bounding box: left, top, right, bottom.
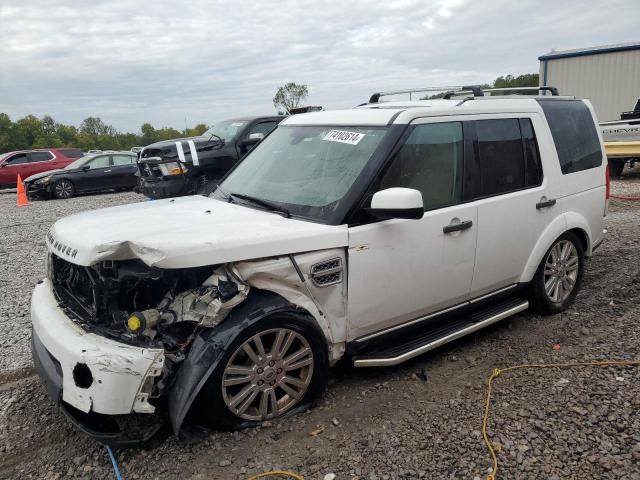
368, 85, 559, 103
369, 86, 465, 103
484, 86, 559, 96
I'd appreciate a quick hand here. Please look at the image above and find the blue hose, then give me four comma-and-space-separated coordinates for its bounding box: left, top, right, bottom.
106, 445, 123, 480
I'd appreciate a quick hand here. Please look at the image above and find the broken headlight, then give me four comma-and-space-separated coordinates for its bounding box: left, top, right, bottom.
157, 162, 186, 176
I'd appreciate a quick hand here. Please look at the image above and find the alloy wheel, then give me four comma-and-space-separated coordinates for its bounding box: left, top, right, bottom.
54, 180, 73, 198
221, 328, 314, 421
543, 240, 579, 303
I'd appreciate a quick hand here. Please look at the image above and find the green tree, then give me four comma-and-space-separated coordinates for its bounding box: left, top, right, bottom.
0, 113, 12, 152
184, 123, 208, 137
13, 115, 44, 149
493, 73, 539, 89
273, 82, 309, 113
140, 123, 156, 146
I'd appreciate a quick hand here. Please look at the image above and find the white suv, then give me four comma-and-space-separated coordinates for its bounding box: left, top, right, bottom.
31, 87, 608, 444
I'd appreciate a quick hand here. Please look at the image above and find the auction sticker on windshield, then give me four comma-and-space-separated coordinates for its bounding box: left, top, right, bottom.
323, 130, 365, 145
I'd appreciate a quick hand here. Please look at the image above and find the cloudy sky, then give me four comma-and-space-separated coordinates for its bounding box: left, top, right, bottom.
1, 0, 639, 132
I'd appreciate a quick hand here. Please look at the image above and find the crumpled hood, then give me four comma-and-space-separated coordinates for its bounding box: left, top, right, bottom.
47, 196, 348, 268
139, 136, 212, 161
24, 169, 66, 182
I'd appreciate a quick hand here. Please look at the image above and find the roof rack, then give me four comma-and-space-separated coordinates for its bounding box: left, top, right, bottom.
367, 85, 559, 103
484, 86, 559, 96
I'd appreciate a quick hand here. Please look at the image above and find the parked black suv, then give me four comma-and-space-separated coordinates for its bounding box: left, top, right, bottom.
137, 116, 284, 199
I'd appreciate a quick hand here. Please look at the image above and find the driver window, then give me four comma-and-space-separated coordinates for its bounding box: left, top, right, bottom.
87, 155, 112, 168
379, 122, 463, 211
5, 153, 29, 165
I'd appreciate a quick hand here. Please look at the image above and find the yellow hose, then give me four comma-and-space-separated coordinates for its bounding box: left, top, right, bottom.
482, 359, 640, 480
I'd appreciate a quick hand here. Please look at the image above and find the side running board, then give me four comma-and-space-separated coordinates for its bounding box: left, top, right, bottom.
353, 298, 529, 367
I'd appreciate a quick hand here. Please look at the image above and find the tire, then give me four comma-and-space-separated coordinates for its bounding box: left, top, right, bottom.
199, 311, 329, 429
53, 179, 75, 199
196, 173, 222, 196
609, 159, 626, 178
529, 231, 585, 315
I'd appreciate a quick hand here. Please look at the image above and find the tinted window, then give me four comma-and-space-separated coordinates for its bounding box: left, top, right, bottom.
87, 155, 111, 168
248, 121, 278, 138
476, 119, 526, 196
538, 100, 602, 174
520, 119, 543, 187
112, 154, 134, 166
379, 122, 463, 210
59, 148, 83, 158
29, 151, 54, 162
5, 153, 29, 165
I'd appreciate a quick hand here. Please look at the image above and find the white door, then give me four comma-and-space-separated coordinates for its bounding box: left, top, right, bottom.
347, 120, 477, 340
468, 114, 563, 297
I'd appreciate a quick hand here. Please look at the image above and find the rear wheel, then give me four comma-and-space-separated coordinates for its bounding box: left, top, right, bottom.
529, 232, 584, 314
200, 313, 328, 428
609, 159, 626, 178
53, 179, 74, 199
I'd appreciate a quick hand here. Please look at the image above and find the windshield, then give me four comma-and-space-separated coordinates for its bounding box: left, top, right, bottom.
202, 120, 249, 142
218, 125, 388, 222
64, 154, 94, 170
0, 153, 9, 163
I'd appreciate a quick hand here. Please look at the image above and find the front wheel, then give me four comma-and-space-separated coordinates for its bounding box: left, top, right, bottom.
53, 179, 75, 199
529, 232, 585, 314
200, 313, 328, 429
196, 173, 222, 196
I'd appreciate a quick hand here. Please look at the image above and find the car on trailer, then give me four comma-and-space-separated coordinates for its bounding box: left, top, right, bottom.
31, 85, 607, 445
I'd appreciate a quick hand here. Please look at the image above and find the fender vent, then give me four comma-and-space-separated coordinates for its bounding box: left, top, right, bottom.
310, 258, 343, 287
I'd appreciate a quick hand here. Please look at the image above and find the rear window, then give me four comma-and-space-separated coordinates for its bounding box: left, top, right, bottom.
538, 100, 602, 174
59, 148, 83, 158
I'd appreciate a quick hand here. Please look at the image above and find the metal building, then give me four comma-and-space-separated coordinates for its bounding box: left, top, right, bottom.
539, 41, 640, 122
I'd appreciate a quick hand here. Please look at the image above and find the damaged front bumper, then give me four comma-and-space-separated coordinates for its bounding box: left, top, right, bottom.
137, 157, 192, 199
31, 279, 165, 444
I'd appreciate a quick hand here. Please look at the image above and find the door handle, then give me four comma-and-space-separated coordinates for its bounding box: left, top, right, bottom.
443, 220, 473, 234
536, 198, 556, 209
103, 169, 112, 173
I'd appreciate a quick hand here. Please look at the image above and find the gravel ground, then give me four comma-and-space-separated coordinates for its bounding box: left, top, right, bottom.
1, 177, 640, 480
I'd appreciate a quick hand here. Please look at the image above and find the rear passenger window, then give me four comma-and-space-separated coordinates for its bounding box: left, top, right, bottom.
538, 100, 602, 174
112, 155, 134, 166
476, 119, 526, 196
379, 122, 463, 210
29, 151, 54, 162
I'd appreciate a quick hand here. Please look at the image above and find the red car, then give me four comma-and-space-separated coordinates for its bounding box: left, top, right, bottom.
0, 148, 83, 188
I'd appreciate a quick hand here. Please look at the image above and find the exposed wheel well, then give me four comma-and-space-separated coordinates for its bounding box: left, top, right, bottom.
566, 227, 589, 254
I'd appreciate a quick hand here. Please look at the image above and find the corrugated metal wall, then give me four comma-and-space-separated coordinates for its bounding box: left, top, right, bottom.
539, 49, 640, 122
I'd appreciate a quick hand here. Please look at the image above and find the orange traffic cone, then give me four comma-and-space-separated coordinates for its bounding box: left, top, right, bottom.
16, 174, 29, 207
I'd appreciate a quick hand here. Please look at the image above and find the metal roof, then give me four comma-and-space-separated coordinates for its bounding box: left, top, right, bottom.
539, 41, 640, 61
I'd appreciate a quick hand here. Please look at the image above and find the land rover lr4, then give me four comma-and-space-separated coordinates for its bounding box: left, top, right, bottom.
32, 88, 608, 444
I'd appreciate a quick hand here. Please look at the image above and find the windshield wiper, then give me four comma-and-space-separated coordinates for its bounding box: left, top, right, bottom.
204, 133, 225, 149
229, 192, 290, 218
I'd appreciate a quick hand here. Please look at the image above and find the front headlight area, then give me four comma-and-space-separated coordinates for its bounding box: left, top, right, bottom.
157, 161, 186, 176
34, 175, 53, 185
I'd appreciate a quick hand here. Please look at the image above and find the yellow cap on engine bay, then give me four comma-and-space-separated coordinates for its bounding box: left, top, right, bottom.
127, 314, 143, 333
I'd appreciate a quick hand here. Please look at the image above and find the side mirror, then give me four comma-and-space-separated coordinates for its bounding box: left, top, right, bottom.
365, 187, 424, 220
244, 132, 265, 146
82, 165, 90, 171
